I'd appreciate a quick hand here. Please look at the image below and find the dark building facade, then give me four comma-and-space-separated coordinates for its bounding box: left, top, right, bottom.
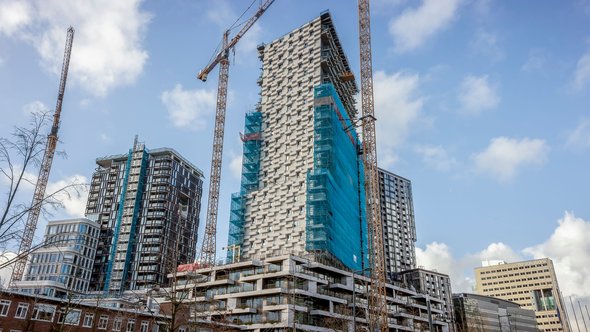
86, 139, 203, 293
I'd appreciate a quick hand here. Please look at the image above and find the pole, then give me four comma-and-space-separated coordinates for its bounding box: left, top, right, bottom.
571, 296, 581, 332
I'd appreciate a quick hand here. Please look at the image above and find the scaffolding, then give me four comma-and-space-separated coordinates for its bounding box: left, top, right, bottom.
306, 83, 367, 271
228, 111, 263, 262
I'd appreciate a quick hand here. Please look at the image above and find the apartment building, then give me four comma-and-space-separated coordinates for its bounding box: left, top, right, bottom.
170, 254, 450, 332
400, 268, 455, 327
227, 12, 366, 271
86, 138, 203, 293
13, 217, 99, 298
474, 258, 570, 331
379, 169, 417, 276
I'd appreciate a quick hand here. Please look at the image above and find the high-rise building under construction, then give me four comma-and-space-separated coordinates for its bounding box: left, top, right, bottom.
86, 139, 203, 293
227, 12, 366, 271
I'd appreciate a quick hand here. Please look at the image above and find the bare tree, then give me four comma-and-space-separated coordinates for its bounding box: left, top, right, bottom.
0, 110, 86, 263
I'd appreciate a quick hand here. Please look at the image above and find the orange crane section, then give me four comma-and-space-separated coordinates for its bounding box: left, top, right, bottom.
357, 0, 389, 330
10, 27, 75, 287
197, 0, 275, 266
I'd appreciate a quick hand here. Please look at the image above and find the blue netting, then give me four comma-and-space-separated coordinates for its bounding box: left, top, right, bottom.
228, 111, 262, 262
306, 83, 367, 271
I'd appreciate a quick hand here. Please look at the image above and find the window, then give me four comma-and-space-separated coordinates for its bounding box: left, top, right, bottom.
140, 321, 149, 332
83, 313, 95, 327
0, 300, 10, 316
112, 317, 122, 331
15, 303, 29, 319
32, 304, 56, 321
64, 309, 81, 325
126, 319, 135, 332
98, 315, 109, 330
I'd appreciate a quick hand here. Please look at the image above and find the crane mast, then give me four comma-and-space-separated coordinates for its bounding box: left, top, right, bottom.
10, 27, 75, 286
357, 0, 389, 330
198, 0, 275, 266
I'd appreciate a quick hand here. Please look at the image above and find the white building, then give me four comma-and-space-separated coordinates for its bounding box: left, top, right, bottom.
14, 217, 99, 298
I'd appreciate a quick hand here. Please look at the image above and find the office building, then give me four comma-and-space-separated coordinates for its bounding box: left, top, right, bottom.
86, 139, 203, 293
474, 258, 570, 331
453, 293, 538, 332
379, 169, 417, 276
227, 12, 366, 271
13, 218, 99, 298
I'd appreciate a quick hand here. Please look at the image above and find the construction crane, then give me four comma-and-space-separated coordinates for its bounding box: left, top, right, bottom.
197, 0, 275, 266
10, 27, 75, 286
357, 0, 389, 331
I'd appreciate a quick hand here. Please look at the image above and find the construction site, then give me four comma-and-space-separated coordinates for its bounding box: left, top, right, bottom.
2, 1, 455, 332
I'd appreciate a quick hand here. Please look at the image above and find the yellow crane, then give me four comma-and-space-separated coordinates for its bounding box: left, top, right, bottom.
10, 27, 75, 287
357, 0, 389, 330
197, 0, 275, 266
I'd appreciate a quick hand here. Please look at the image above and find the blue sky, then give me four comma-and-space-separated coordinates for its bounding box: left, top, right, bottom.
1, 0, 589, 312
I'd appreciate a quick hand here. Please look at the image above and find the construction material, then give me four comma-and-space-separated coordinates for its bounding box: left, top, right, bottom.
10, 27, 75, 287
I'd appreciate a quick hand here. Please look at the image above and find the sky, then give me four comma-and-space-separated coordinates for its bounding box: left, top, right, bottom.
1, 0, 590, 324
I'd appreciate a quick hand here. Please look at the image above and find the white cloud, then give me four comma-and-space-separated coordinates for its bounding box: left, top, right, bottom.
566, 119, 590, 149
206, 0, 236, 28
470, 30, 504, 62
473, 137, 549, 182
524, 212, 590, 300
0, 0, 32, 36
414, 144, 457, 172
458, 75, 499, 115
572, 49, 590, 91
374, 71, 425, 167
1, 0, 151, 96
45, 174, 89, 217
389, 0, 461, 53
22, 100, 49, 116
161, 84, 216, 131
0, 251, 17, 288
229, 153, 243, 180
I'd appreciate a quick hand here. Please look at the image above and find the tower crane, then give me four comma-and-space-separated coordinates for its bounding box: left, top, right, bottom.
197, 0, 275, 266
357, 0, 389, 330
10, 27, 75, 286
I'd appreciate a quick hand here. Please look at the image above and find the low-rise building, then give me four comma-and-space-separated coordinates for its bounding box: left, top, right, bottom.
13, 217, 99, 298
453, 293, 538, 332
0, 290, 168, 332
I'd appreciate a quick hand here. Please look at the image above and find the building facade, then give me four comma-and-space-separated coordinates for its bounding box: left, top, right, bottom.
86, 139, 203, 293
227, 12, 366, 271
171, 254, 450, 332
400, 268, 455, 328
379, 169, 417, 276
13, 217, 99, 298
453, 293, 538, 332
474, 258, 570, 331
0, 290, 167, 332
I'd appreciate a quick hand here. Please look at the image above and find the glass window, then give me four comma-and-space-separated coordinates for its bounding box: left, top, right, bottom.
15, 303, 29, 319
32, 304, 56, 321
140, 321, 149, 332
83, 313, 94, 327
64, 309, 81, 325
0, 300, 10, 316
126, 319, 135, 332
98, 315, 109, 330
112, 317, 122, 331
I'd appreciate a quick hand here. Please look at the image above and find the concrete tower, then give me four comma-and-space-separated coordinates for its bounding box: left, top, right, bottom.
227, 12, 365, 271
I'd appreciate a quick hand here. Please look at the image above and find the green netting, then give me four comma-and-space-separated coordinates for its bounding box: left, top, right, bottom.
306, 83, 367, 271
228, 111, 262, 262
